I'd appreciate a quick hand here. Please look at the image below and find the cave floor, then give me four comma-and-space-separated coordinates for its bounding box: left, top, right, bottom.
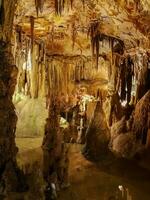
12, 137, 150, 200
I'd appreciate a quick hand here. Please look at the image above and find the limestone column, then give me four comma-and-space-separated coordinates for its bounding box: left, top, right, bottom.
0, 0, 26, 193
42, 95, 62, 185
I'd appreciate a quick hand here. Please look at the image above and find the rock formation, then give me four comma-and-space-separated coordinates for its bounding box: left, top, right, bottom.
0, 0, 27, 194
83, 101, 110, 161
0, 0, 149, 198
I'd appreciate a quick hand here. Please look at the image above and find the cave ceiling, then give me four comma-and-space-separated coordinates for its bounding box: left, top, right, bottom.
14, 0, 150, 56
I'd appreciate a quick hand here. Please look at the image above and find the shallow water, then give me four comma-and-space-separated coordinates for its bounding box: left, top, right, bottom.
58, 144, 150, 200
15, 139, 150, 200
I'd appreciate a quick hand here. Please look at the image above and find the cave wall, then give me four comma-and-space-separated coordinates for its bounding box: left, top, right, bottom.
0, 0, 26, 193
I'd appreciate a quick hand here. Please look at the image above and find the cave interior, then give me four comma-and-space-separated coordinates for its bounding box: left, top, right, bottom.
0, 0, 150, 199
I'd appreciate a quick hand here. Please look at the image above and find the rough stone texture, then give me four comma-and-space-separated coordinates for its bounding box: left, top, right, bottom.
0, 0, 26, 194
0, 41, 24, 193
83, 101, 110, 161
109, 116, 127, 148
42, 97, 63, 185
109, 112, 146, 159
103, 92, 123, 127
111, 132, 136, 159
132, 90, 150, 144
107, 91, 150, 159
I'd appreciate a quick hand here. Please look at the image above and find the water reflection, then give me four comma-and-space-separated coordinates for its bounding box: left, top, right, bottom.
50, 145, 150, 200
116, 185, 132, 200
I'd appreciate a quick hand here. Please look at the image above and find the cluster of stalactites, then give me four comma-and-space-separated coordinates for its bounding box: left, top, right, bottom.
113, 51, 150, 105
88, 20, 124, 69
45, 56, 96, 99
14, 24, 47, 99
34, 0, 87, 16
35, 0, 45, 17
55, 0, 65, 15
55, 0, 75, 15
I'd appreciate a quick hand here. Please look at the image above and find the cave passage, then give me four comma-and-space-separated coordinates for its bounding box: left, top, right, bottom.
0, 0, 150, 199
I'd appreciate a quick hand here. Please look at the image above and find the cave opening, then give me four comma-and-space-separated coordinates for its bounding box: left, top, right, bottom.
0, 0, 150, 199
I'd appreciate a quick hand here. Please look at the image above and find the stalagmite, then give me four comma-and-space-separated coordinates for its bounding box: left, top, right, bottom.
83, 101, 110, 160
42, 93, 69, 197
30, 16, 34, 52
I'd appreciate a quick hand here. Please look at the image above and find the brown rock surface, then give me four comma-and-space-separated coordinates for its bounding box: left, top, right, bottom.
83, 101, 110, 160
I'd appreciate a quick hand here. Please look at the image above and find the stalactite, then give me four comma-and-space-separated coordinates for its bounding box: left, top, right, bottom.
0, 0, 4, 26
88, 21, 99, 55
95, 35, 99, 69
16, 25, 22, 45
126, 55, 134, 104
55, 0, 65, 15
25, 38, 28, 67
30, 43, 39, 98
88, 21, 100, 69
70, 0, 73, 9
134, 0, 140, 12
115, 55, 122, 92
88, 19, 124, 70
55, 0, 58, 14
71, 22, 77, 50
35, 0, 38, 16
58, 0, 62, 15
120, 58, 126, 101
35, 0, 44, 16
81, 0, 85, 10
63, 0, 65, 12
30, 16, 34, 52
110, 38, 114, 77
45, 60, 50, 108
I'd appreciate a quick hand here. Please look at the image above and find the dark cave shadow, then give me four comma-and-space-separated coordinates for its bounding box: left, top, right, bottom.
82, 150, 150, 196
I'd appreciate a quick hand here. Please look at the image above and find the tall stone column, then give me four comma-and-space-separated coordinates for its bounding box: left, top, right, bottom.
0, 40, 19, 192
0, 0, 26, 193
42, 95, 61, 183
